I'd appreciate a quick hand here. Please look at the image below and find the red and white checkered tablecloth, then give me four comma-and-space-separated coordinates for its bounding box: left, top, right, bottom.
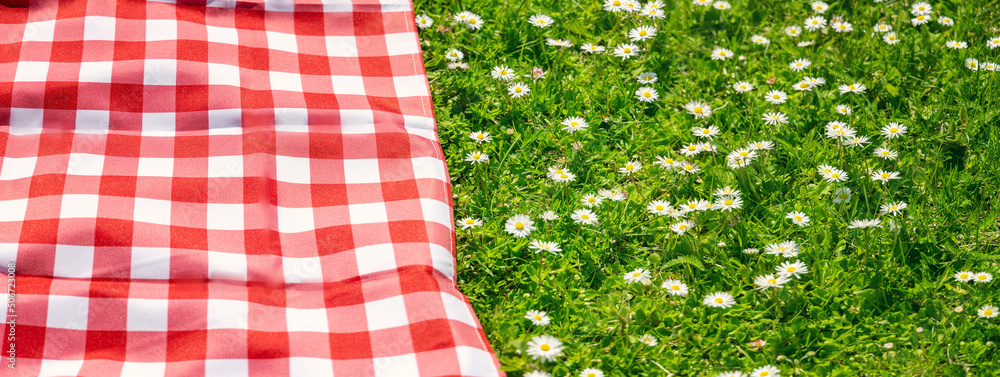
0, 0, 502, 375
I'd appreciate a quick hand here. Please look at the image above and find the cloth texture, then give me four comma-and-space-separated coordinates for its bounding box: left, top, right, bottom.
0, 0, 502, 375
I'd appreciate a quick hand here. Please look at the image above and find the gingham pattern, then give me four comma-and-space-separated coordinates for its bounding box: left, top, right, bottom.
0, 1, 502, 375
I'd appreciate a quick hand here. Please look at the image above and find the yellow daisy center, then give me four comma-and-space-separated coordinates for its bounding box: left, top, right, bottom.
882, 151, 890, 155
644, 76, 652, 80
767, 278, 777, 285
724, 200, 733, 205
623, 48, 632, 53
534, 315, 542, 320
849, 85, 856, 89
831, 173, 840, 178
978, 276, 987, 280
536, 20, 544, 24
671, 285, 680, 290
714, 298, 724, 303
678, 224, 688, 230
773, 94, 781, 99
626, 164, 634, 170
881, 173, 889, 179
472, 154, 481, 159
890, 128, 898, 133
890, 206, 898, 210
839, 24, 846, 29
703, 129, 711, 134
540, 344, 550, 351
800, 83, 809, 88
477, 134, 485, 139
515, 87, 522, 93
684, 165, 693, 170
588, 198, 596, 203
465, 219, 474, 224
469, 18, 477, 24
787, 267, 797, 272
961, 274, 969, 279
761, 372, 770, 377
643, 92, 652, 98
640, 30, 647, 36
889, 36, 895, 40
515, 223, 524, 229
694, 107, 703, 113
656, 205, 664, 210
795, 216, 802, 221
633, 272, 642, 277
613, 0, 621, 4
560, 174, 568, 179
987, 310, 994, 316
581, 215, 589, 219
812, 20, 818, 24
420, 20, 426, 24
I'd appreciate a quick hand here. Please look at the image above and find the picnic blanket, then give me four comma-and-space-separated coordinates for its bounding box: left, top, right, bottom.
0, 0, 502, 375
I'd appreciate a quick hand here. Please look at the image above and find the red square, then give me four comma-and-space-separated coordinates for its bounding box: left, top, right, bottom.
410, 319, 455, 352
238, 46, 269, 71
43, 82, 79, 110
294, 12, 326, 36
15, 324, 47, 359
109, 83, 145, 113
28, 174, 66, 198
177, 39, 209, 63
174, 85, 210, 112
310, 184, 347, 207
94, 218, 134, 247
113, 41, 145, 61
359, 56, 392, 77
315, 225, 353, 256
367, 96, 400, 114
49, 41, 85, 63
105, 134, 142, 157
170, 225, 208, 251
99, 175, 137, 197
247, 330, 290, 359
329, 332, 372, 360
388, 220, 428, 243
166, 330, 208, 361
352, 12, 383, 36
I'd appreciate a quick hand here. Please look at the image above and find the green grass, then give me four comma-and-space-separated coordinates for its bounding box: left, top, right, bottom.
414, 0, 1000, 375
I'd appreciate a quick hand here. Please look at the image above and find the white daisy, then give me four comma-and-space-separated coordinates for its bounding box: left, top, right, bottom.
873, 147, 897, 160
647, 200, 672, 216
684, 101, 713, 118
457, 217, 483, 229
445, 48, 464, 61
581, 43, 606, 53
581, 194, 604, 207
635, 86, 659, 102
785, 211, 810, 226
751, 34, 770, 45
713, 0, 731, 10
789, 58, 811, 72
526, 335, 564, 362
776, 260, 808, 279
529, 240, 563, 255
670, 220, 696, 235
765, 90, 788, 104
677, 161, 701, 175
880, 201, 907, 216
804, 15, 827, 31
637, 72, 659, 84
624, 268, 653, 285
838, 83, 866, 94
832, 20, 853, 33
754, 273, 791, 290
491, 65, 516, 81
848, 218, 882, 229
979, 305, 998, 318
661, 279, 689, 296
692, 125, 721, 139
910, 2, 932, 15
715, 196, 743, 211
703, 292, 736, 308
946, 40, 968, 49
571, 209, 599, 225
711, 47, 735, 60
525, 310, 551, 325
580, 368, 605, 377
750, 365, 781, 377
541, 211, 559, 221
833, 187, 852, 203
785, 26, 802, 37
639, 334, 659, 346
954, 271, 974, 282
415, 15, 434, 29
880, 122, 907, 139
835, 104, 852, 115
546, 38, 573, 48
528, 14, 554, 28
561, 117, 590, 133
764, 240, 800, 258
465, 151, 489, 164
911, 14, 932, 26
469, 131, 492, 143
733, 81, 754, 92
613, 43, 641, 60
761, 112, 789, 125
874, 23, 892, 33
620, 161, 642, 175
810, 1, 828, 13
974, 272, 993, 283
504, 214, 536, 238
508, 82, 530, 98
629, 25, 658, 41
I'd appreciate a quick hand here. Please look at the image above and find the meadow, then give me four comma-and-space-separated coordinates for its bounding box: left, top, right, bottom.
412, 0, 1000, 375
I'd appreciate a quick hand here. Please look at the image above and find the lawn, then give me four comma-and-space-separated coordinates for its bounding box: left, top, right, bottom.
412, 0, 1000, 375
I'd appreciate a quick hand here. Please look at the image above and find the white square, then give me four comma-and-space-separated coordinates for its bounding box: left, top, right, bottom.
354, 244, 396, 276
270, 71, 303, 92
364, 295, 408, 331
83, 16, 116, 41
8, 108, 44, 135
285, 307, 329, 332
46, 295, 90, 330
383, 33, 419, 56
206, 203, 244, 231
456, 346, 502, 377
281, 256, 322, 284
266, 31, 298, 53
264, 0, 296, 11
76, 110, 110, 134
403, 115, 437, 141
277, 206, 315, 233
0, 199, 28, 222
325, 36, 358, 57
53, 244, 95, 278
274, 155, 311, 184
137, 157, 174, 177
207, 251, 246, 281
133, 198, 172, 225
13, 61, 49, 82
207, 109, 242, 135
146, 19, 177, 41
0, 156, 37, 181
78, 61, 114, 83
206, 299, 249, 330
411, 157, 446, 181
348, 202, 387, 225
38, 359, 84, 377
339, 110, 375, 134
144, 59, 177, 86
207, 63, 241, 87
289, 357, 334, 377
0, 243, 16, 267
343, 159, 380, 184
126, 298, 169, 331
119, 362, 167, 376
66, 153, 105, 176
23, 20, 56, 42
205, 25, 239, 45
274, 108, 308, 131
440, 292, 477, 327
59, 194, 99, 219
205, 359, 250, 377
130, 247, 172, 279
331, 75, 366, 95
420, 198, 453, 228
207, 155, 243, 178
373, 353, 419, 377
430, 244, 455, 280
393, 75, 429, 97
141, 112, 176, 136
